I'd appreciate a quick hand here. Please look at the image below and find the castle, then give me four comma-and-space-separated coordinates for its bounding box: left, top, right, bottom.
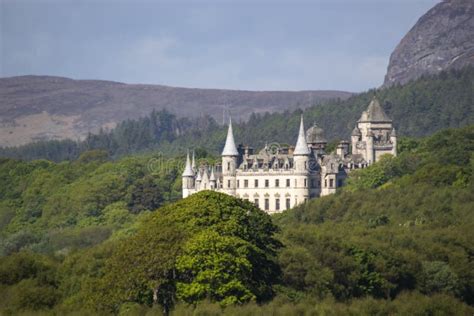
182, 97, 397, 213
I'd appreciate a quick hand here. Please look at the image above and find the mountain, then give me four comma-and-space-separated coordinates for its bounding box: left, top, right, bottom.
0, 75, 351, 147
384, 0, 474, 87
1, 66, 473, 162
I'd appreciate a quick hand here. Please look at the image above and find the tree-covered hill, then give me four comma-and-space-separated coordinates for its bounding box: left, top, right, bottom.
274, 125, 474, 307
0, 124, 473, 314
1, 66, 473, 162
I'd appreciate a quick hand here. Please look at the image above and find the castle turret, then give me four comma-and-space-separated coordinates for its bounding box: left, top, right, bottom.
366, 130, 375, 163
221, 118, 239, 195
195, 169, 202, 191
293, 115, 311, 204
182, 150, 195, 198
209, 167, 216, 189
351, 126, 361, 155
336, 140, 350, 158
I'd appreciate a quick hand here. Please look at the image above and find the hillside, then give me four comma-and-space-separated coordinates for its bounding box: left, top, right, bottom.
0, 125, 472, 314
1, 66, 473, 162
0, 75, 351, 147
384, 0, 474, 87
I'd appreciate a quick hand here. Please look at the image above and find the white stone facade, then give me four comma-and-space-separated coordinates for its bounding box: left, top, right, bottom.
183, 97, 397, 213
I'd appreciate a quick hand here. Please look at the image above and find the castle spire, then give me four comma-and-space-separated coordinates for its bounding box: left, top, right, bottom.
209, 166, 216, 181
221, 118, 239, 156
293, 115, 310, 155
182, 150, 194, 177
191, 150, 196, 170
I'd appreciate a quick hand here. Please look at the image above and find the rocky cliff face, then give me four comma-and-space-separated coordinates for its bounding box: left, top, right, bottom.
384, 0, 474, 87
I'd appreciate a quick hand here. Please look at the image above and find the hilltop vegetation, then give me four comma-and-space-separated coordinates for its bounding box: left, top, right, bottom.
0, 124, 472, 314
1, 66, 473, 162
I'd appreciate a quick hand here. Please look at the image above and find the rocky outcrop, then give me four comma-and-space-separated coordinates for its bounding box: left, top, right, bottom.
384, 0, 474, 87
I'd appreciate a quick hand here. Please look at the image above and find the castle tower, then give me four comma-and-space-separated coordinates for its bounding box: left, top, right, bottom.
209, 167, 216, 189
195, 169, 202, 191
293, 115, 311, 204
366, 130, 375, 163
351, 126, 362, 155
221, 118, 239, 195
182, 150, 195, 198
352, 96, 396, 163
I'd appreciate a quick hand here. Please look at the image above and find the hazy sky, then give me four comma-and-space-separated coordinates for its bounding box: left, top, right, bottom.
1, 0, 439, 92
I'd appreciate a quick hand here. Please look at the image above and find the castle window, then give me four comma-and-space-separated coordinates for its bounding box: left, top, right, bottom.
237, 180, 240, 188
244, 179, 248, 188
275, 198, 280, 211
304, 161, 307, 170
304, 179, 307, 187
228, 180, 231, 188
286, 198, 291, 210
330, 179, 334, 188
255, 179, 259, 188
265, 179, 269, 188
227, 162, 230, 171
286, 179, 290, 187
275, 179, 279, 187
254, 199, 259, 207
264, 198, 269, 210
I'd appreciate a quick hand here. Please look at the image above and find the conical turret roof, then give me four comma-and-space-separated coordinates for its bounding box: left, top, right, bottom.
182, 150, 194, 177
359, 96, 392, 122
306, 122, 327, 144
209, 167, 216, 181
294, 115, 311, 156
191, 150, 196, 170
221, 118, 239, 156
352, 126, 362, 136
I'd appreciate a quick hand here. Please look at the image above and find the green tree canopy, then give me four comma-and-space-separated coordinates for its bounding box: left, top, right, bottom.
84, 191, 281, 313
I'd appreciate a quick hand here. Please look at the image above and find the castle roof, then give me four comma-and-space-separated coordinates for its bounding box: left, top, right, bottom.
209, 167, 216, 181
359, 96, 392, 122
182, 150, 194, 177
352, 126, 362, 136
294, 115, 311, 155
306, 123, 327, 143
221, 118, 239, 156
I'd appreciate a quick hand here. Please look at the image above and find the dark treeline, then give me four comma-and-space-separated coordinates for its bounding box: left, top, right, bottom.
0, 110, 220, 162
1, 67, 473, 163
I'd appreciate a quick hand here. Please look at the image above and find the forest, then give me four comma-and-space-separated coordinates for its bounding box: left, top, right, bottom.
0, 124, 472, 315
1, 66, 473, 162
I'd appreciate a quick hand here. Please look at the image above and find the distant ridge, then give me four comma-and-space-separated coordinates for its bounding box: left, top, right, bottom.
0, 75, 352, 147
